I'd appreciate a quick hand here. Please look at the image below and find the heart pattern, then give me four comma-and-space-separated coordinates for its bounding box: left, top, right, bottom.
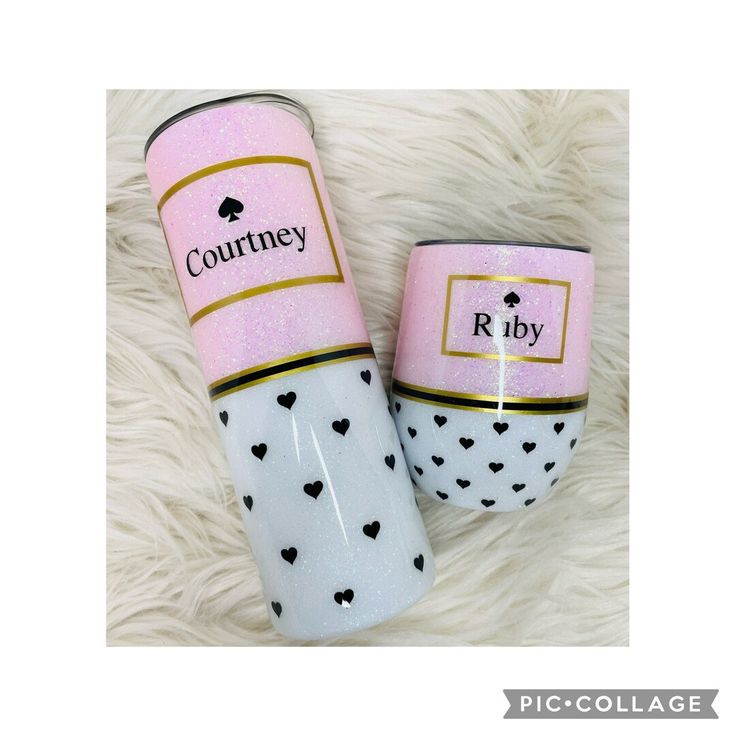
390, 391, 585, 512
334, 589, 354, 608
277, 391, 297, 410
332, 418, 350, 436
281, 547, 298, 565
251, 443, 268, 460
216, 363, 433, 636
303, 480, 323, 500
363, 521, 381, 539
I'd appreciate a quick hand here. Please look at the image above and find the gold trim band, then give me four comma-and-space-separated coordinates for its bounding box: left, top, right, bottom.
392, 379, 588, 416
209, 342, 374, 400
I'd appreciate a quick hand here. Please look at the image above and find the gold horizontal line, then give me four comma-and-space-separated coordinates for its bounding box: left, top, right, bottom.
448, 274, 572, 287
440, 349, 564, 363
212, 353, 372, 401
157, 155, 312, 212
392, 379, 588, 404
390, 391, 587, 416
208, 342, 373, 391
189, 274, 344, 325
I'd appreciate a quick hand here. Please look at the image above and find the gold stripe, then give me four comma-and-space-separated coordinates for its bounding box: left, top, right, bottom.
189, 274, 343, 325
440, 274, 572, 363
392, 379, 588, 405
157, 155, 313, 212
208, 342, 373, 391
391, 390, 587, 416
212, 353, 371, 401
157, 156, 345, 325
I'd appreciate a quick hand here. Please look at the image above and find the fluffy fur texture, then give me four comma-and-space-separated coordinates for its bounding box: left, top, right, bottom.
107, 90, 628, 646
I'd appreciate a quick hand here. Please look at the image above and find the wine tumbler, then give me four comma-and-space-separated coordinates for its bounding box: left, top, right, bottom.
145, 93, 434, 639
390, 239, 594, 512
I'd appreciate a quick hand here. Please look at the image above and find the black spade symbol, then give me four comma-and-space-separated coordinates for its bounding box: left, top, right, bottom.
504, 291, 521, 308
218, 196, 244, 222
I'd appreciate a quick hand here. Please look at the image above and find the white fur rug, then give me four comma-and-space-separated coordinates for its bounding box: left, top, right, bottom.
107, 90, 628, 646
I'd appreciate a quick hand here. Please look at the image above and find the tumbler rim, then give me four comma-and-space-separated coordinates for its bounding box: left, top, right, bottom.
415, 239, 591, 253
144, 91, 315, 158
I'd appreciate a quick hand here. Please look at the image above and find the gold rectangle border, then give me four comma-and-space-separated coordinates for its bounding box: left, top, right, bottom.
440, 274, 572, 363
157, 156, 344, 326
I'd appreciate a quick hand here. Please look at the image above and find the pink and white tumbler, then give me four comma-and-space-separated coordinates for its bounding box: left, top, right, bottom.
144, 93, 434, 639
391, 240, 594, 512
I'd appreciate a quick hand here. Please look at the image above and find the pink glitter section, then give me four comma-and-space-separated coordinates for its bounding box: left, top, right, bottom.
145, 102, 369, 386
393, 243, 594, 398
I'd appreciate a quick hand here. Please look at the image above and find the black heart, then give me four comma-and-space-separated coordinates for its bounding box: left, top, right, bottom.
217, 196, 244, 222
360, 370, 371, 385
334, 589, 354, 607
554, 422, 565, 435
407, 427, 417, 438
243, 495, 253, 511
219, 411, 228, 426
431, 455, 444, 467
570, 438, 577, 449
434, 415, 447, 427
277, 391, 296, 410
488, 462, 504, 473
481, 498, 496, 508
436, 491, 449, 500
456, 478, 470, 489
385, 454, 396, 470
414, 465, 424, 476
271, 601, 282, 617
281, 547, 298, 565
551, 478, 559, 486
251, 443, 267, 460
493, 422, 509, 435
332, 418, 350, 436
544, 462, 556, 472
395, 402, 401, 413
363, 521, 380, 539
524, 498, 536, 507
522, 442, 537, 454
303, 480, 323, 499
459, 437, 474, 449
414, 554, 425, 572
504, 290, 521, 308
512, 483, 526, 492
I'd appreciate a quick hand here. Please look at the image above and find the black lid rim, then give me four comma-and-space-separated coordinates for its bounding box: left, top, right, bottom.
415, 239, 591, 253
143, 91, 314, 159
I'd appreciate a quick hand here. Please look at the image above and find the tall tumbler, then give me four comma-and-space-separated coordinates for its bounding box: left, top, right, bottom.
144, 93, 434, 640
